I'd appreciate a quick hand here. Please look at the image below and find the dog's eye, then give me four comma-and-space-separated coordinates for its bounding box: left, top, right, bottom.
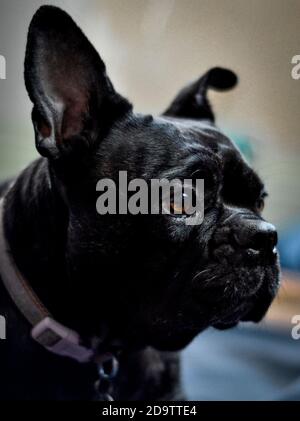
163, 188, 197, 216
255, 198, 265, 213
170, 193, 192, 215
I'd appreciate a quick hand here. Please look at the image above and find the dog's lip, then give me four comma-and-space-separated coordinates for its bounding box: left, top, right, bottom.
240, 299, 273, 322
213, 321, 239, 330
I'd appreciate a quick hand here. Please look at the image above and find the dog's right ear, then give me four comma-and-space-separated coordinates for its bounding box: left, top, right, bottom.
24, 6, 132, 159
163, 67, 238, 122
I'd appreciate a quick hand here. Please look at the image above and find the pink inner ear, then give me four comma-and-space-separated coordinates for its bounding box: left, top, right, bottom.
41, 53, 91, 141
62, 98, 88, 140
37, 116, 52, 138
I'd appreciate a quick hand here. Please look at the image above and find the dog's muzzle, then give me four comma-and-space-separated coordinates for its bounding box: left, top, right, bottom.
206, 206, 280, 328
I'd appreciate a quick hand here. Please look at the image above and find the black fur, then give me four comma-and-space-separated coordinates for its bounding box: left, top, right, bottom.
0, 6, 279, 400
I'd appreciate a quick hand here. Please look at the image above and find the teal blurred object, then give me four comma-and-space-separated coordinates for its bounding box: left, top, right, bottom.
227, 133, 255, 163
279, 226, 300, 272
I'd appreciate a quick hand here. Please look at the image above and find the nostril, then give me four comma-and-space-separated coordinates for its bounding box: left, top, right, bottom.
252, 228, 278, 251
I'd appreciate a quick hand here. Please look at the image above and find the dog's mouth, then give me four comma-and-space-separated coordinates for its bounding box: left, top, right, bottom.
145, 251, 280, 351
196, 248, 280, 331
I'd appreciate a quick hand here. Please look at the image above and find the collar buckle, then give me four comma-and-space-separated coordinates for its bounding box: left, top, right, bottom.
31, 317, 93, 363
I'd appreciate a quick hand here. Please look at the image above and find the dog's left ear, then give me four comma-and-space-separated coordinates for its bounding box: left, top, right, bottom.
163, 67, 238, 122
24, 6, 132, 159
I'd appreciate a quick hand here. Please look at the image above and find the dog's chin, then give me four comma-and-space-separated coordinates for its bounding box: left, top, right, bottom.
120, 257, 279, 352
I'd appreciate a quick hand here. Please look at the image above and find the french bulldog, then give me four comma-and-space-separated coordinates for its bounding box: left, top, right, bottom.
0, 5, 279, 400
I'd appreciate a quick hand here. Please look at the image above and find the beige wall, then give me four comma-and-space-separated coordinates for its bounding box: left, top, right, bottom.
0, 0, 299, 229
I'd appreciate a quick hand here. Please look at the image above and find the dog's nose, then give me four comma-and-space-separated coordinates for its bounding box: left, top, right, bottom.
233, 220, 278, 252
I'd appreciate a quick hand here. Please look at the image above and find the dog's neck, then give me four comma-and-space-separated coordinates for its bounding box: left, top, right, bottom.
3, 158, 84, 332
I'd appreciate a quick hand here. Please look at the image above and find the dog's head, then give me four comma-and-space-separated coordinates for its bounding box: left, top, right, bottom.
24, 6, 280, 351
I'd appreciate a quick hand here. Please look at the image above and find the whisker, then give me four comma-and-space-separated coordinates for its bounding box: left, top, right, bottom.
192, 268, 211, 282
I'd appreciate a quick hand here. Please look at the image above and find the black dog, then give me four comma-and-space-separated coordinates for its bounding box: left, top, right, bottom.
0, 6, 279, 400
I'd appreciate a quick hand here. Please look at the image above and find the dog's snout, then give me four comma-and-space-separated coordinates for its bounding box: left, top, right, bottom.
233, 220, 278, 252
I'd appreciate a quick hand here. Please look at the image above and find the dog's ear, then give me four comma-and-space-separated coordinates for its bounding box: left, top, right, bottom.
163, 67, 237, 122
24, 6, 132, 159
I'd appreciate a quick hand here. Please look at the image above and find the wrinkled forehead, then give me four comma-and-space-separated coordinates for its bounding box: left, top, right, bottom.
108, 113, 243, 173
159, 115, 236, 154
116, 113, 237, 153
143, 116, 245, 176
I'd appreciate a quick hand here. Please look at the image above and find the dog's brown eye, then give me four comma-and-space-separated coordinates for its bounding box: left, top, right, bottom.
256, 198, 265, 213
163, 187, 197, 217
169, 193, 193, 215
169, 200, 183, 214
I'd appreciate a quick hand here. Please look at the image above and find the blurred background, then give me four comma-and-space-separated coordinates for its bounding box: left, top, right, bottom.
0, 0, 299, 400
